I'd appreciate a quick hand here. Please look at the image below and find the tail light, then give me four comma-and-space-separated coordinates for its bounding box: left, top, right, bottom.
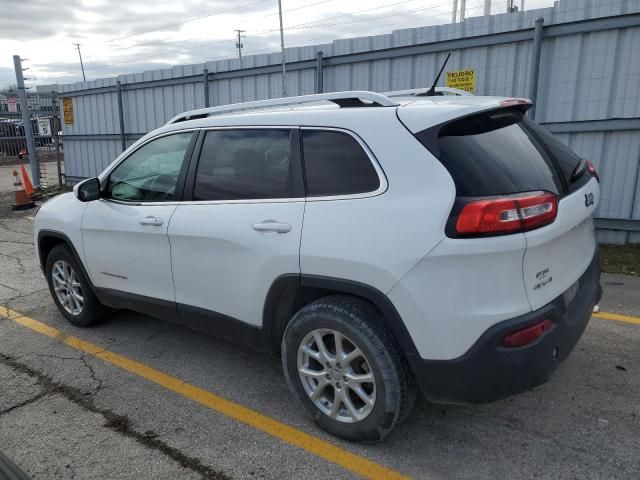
455, 191, 558, 236
586, 160, 599, 182
503, 319, 553, 348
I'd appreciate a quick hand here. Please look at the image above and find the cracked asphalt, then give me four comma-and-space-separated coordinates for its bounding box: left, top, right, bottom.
0, 190, 639, 480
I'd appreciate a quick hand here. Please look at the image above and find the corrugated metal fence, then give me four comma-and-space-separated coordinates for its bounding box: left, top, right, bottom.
57, 0, 640, 243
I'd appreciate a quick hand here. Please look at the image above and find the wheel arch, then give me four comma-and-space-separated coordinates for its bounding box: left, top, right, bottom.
37, 230, 96, 294
261, 274, 419, 357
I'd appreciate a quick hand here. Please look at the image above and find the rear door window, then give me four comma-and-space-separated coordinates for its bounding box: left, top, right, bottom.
193, 129, 293, 201
301, 130, 380, 197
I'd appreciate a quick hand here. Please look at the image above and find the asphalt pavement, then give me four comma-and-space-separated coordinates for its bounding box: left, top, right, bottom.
0, 193, 638, 480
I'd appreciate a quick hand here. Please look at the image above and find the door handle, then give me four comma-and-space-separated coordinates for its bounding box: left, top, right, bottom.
252, 221, 292, 233
139, 216, 163, 226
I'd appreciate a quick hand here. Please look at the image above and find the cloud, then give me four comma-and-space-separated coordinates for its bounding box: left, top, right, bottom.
0, 0, 269, 41
2, 0, 557, 86
0, 67, 16, 89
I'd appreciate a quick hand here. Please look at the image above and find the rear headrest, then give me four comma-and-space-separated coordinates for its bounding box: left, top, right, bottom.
265, 149, 290, 166
233, 148, 263, 176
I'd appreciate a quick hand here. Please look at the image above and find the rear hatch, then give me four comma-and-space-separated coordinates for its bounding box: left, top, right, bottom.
518, 121, 599, 310
401, 101, 599, 311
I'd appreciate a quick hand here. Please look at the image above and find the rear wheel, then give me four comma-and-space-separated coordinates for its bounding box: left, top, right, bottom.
282, 295, 415, 442
45, 244, 104, 327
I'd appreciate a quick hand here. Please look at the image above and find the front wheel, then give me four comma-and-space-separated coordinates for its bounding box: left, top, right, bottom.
282, 295, 416, 442
45, 244, 104, 327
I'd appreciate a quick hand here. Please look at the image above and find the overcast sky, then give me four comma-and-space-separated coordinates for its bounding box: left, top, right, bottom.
0, 0, 555, 88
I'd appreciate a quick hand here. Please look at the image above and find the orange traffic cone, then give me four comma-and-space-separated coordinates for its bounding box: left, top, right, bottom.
20, 164, 36, 197
12, 170, 35, 211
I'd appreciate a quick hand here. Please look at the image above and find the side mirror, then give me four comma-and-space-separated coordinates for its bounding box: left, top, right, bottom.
74, 177, 101, 202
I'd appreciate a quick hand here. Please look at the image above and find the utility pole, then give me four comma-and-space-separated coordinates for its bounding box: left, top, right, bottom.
73, 43, 86, 82
234, 29, 245, 64
452, 0, 458, 22
13, 55, 39, 187
484, 0, 491, 16
520, 0, 525, 10
277, 0, 287, 96
459, 0, 466, 22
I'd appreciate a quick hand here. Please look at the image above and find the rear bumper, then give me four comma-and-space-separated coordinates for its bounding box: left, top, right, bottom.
408, 251, 602, 404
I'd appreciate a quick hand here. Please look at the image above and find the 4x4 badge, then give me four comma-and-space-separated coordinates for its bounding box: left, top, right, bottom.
584, 192, 594, 207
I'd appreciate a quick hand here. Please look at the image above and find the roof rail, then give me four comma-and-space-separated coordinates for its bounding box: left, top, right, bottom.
384, 87, 473, 97
167, 90, 399, 124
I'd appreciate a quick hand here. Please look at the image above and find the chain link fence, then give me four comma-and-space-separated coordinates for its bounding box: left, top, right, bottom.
0, 91, 63, 187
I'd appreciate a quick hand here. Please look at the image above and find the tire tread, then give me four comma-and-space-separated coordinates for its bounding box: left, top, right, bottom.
282, 294, 416, 441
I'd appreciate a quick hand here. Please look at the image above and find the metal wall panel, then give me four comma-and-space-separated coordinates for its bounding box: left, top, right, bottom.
57, 0, 640, 243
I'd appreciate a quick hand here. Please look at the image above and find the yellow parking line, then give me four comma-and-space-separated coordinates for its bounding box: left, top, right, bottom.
593, 311, 640, 326
0, 306, 410, 480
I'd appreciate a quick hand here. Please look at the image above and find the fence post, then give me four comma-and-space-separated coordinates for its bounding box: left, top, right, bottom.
316, 51, 324, 94
51, 92, 63, 186
203, 69, 210, 108
528, 17, 544, 120
116, 81, 126, 152
13, 55, 40, 187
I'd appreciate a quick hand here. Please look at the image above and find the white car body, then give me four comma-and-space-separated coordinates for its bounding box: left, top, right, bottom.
35, 90, 602, 406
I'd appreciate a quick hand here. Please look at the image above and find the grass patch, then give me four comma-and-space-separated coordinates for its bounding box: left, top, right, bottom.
600, 245, 640, 276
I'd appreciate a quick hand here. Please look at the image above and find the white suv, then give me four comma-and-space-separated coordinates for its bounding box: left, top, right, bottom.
34, 90, 602, 442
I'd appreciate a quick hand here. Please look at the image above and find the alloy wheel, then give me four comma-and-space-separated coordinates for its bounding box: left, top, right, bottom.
297, 329, 376, 423
51, 260, 84, 316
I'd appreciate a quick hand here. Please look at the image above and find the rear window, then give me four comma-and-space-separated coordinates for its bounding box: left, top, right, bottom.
415, 108, 588, 198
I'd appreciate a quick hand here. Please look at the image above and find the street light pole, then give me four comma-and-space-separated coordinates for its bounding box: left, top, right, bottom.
277, 0, 287, 96
13, 55, 40, 187
235, 29, 245, 64
73, 43, 86, 82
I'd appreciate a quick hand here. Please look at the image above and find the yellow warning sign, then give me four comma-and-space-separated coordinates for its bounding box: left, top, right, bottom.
63, 97, 74, 125
446, 69, 475, 94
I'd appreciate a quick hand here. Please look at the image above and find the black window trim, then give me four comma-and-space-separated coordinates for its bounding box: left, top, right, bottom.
299, 126, 388, 201
181, 125, 306, 204
98, 128, 200, 206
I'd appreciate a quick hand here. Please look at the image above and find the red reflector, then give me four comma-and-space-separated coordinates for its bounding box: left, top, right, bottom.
456, 192, 558, 235
503, 319, 553, 348
586, 160, 599, 182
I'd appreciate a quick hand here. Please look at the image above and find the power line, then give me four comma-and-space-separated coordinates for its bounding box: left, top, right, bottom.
103, 0, 458, 67
122, 0, 440, 58
100, 0, 504, 71
254, 0, 426, 34
264, 0, 337, 18
109, 0, 424, 54
235, 0, 507, 59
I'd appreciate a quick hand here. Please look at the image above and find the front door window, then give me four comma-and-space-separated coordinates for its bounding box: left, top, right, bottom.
107, 132, 193, 202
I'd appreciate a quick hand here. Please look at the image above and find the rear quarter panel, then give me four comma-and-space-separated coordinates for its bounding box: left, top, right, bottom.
387, 233, 531, 360
299, 110, 455, 294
